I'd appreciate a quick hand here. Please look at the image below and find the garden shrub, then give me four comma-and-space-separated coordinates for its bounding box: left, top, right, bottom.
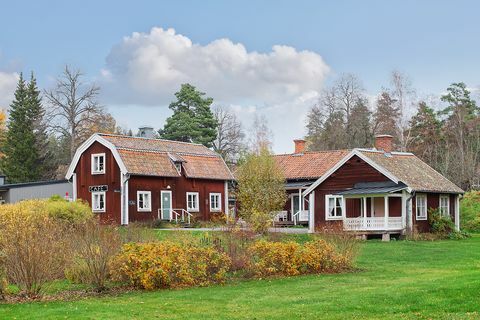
45, 197, 93, 224
428, 208, 455, 234
247, 239, 351, 278
428, 208, 470, 239
460, 191, 480, 232
110, 241, 231, 289
66, 219, 123, 291
0, 200, 71, 297
0, 251, 6, 300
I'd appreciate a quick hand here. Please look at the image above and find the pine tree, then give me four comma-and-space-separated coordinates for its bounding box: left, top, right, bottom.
409, 101, 443, 170
373, 92, 401, 145
348, 98, 373, 148
27, 73, 56, 180
160, 84, 218, 147
0, 74, 40, 183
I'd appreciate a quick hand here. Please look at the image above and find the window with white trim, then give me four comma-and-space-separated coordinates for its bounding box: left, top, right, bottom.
325, 195, 344, 220
439, 195, 450, 216
137, 191, 152, 212
92, 191, 106, 212
186, 192, 199, 212
210, 193, 221, 212
91, 153, 105, 174
416, 194, 427, 220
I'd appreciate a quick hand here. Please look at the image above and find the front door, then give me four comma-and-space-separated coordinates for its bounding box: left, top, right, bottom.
161, 191, 172, 220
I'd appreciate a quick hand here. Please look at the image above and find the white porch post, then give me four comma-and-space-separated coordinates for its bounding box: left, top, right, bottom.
455, 194, 460, 231
72, 173, 77, 201
407, 196, 413, 233
308, 191, 315, 233
363, 196, 367, 229
370, 197, 374, 217
224, 181, 229, 217
401, 190, 407, 230
384, 196, 389, 229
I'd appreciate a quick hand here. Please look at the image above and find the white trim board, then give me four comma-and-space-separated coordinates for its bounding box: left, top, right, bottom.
66, 133, 128, 179
302, 149, 400, 197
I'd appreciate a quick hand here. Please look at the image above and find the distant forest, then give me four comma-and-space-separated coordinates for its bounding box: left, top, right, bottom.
0, 68, 478, 191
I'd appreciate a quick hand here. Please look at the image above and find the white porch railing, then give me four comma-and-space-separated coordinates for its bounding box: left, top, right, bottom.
158, 208, 193, 225
292, 210, 309, 225
344, 217, 403, 231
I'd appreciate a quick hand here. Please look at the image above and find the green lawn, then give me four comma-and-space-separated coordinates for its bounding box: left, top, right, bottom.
1, 235, 480, 319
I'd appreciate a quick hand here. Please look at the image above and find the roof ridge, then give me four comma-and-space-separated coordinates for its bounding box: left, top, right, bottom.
274, 149, 350, 157
116, 147, 219, 158
98, 133, 208, 147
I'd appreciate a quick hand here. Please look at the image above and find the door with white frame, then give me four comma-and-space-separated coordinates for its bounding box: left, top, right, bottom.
160, 190, 172, 220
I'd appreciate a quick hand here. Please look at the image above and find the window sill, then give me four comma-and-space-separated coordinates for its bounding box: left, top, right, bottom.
416, 217, 428, 221
210, 209, 221, 213
188, 209, 199, 213
91, 171, 105, 175
325, 216, 344, 221
138, 209, 152, 212
93, 210, 105, 213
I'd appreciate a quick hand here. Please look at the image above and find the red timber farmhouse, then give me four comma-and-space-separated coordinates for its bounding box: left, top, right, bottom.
66, 133, 234, 225
274, 135, 464, 236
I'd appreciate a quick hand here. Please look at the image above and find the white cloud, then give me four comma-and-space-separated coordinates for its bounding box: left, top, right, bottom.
101, 27, 330, 152
0, 71, 18, 110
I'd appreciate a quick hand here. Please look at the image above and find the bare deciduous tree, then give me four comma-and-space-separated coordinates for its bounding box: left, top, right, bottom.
249, 114, 273, 154
389, 70, 416, 151
44, 66, 103, 160
213, 106, 245, 164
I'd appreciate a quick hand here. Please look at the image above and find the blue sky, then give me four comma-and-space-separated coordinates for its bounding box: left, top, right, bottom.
1, 0, 479, 152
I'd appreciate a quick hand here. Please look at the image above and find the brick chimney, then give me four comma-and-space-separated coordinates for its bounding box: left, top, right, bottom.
294, 139, 306, 154
375, 135, 393, 153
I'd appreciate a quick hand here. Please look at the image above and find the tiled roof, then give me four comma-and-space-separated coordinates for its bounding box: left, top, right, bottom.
182, 155, 234, 180
117, 149, 180, 177
274, 150, 350, 180
358, 150, 464, 193
100, 134, 218, 157
99, 134, 232, 180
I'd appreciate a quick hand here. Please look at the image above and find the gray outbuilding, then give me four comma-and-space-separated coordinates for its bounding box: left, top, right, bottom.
0, 179, 73, 204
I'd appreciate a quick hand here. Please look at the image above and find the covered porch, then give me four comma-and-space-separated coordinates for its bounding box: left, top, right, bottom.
336, 182, 408, 233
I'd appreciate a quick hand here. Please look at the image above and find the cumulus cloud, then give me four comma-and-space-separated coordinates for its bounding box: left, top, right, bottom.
0, 71, 18, 110
101, 27, 330, 152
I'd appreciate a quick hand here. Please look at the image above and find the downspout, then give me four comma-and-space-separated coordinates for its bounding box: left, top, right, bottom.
122, 173, 131, 225
406, 191, 415, 234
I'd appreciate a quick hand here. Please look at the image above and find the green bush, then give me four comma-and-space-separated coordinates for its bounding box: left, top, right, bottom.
428, 208, 455, 234
45, 197, 93, 223
460, 191, 480, 232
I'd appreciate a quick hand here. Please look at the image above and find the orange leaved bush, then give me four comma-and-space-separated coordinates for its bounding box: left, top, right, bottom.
247, 239, 352, 277
110, 242, 231, 289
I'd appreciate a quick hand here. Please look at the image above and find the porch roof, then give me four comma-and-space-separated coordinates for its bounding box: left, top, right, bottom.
284, 181, 312, 189
336, 181, 408, 196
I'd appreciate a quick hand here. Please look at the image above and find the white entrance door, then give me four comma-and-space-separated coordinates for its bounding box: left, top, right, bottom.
161, 191, 172, 220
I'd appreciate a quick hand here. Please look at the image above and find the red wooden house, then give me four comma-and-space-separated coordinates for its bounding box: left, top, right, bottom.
274, 135, 464, 237
66, 133, 234, 225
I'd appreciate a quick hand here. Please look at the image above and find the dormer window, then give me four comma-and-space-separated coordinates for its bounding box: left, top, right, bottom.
175, 162, 182, 173
91, 153, 105, 174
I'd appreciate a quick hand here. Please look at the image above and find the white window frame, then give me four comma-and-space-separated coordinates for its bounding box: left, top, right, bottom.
209, 193, 222, 212
92, 191, 106, 213
186, 192, 199, 212
137, 191, 152, 212
416, 194, 427, 220
91, 153, 106, 175
174, 162, 182, 173
439, 195, 450, 217
325, 195, 344, 221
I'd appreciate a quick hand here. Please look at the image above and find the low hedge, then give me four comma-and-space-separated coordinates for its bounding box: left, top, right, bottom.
110, 242, 232, 289
247, 239, 351, 277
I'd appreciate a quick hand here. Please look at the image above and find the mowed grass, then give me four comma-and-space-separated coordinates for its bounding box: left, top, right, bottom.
1, 235, 480, 319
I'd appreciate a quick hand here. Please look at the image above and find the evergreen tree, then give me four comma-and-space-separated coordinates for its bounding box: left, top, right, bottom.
160, 84, 217, 147
373, 92, 401, 145
0, 74, 40, 183
348, 98, 373, 148
409, 101, 443, 170
26, 73, 56, 180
